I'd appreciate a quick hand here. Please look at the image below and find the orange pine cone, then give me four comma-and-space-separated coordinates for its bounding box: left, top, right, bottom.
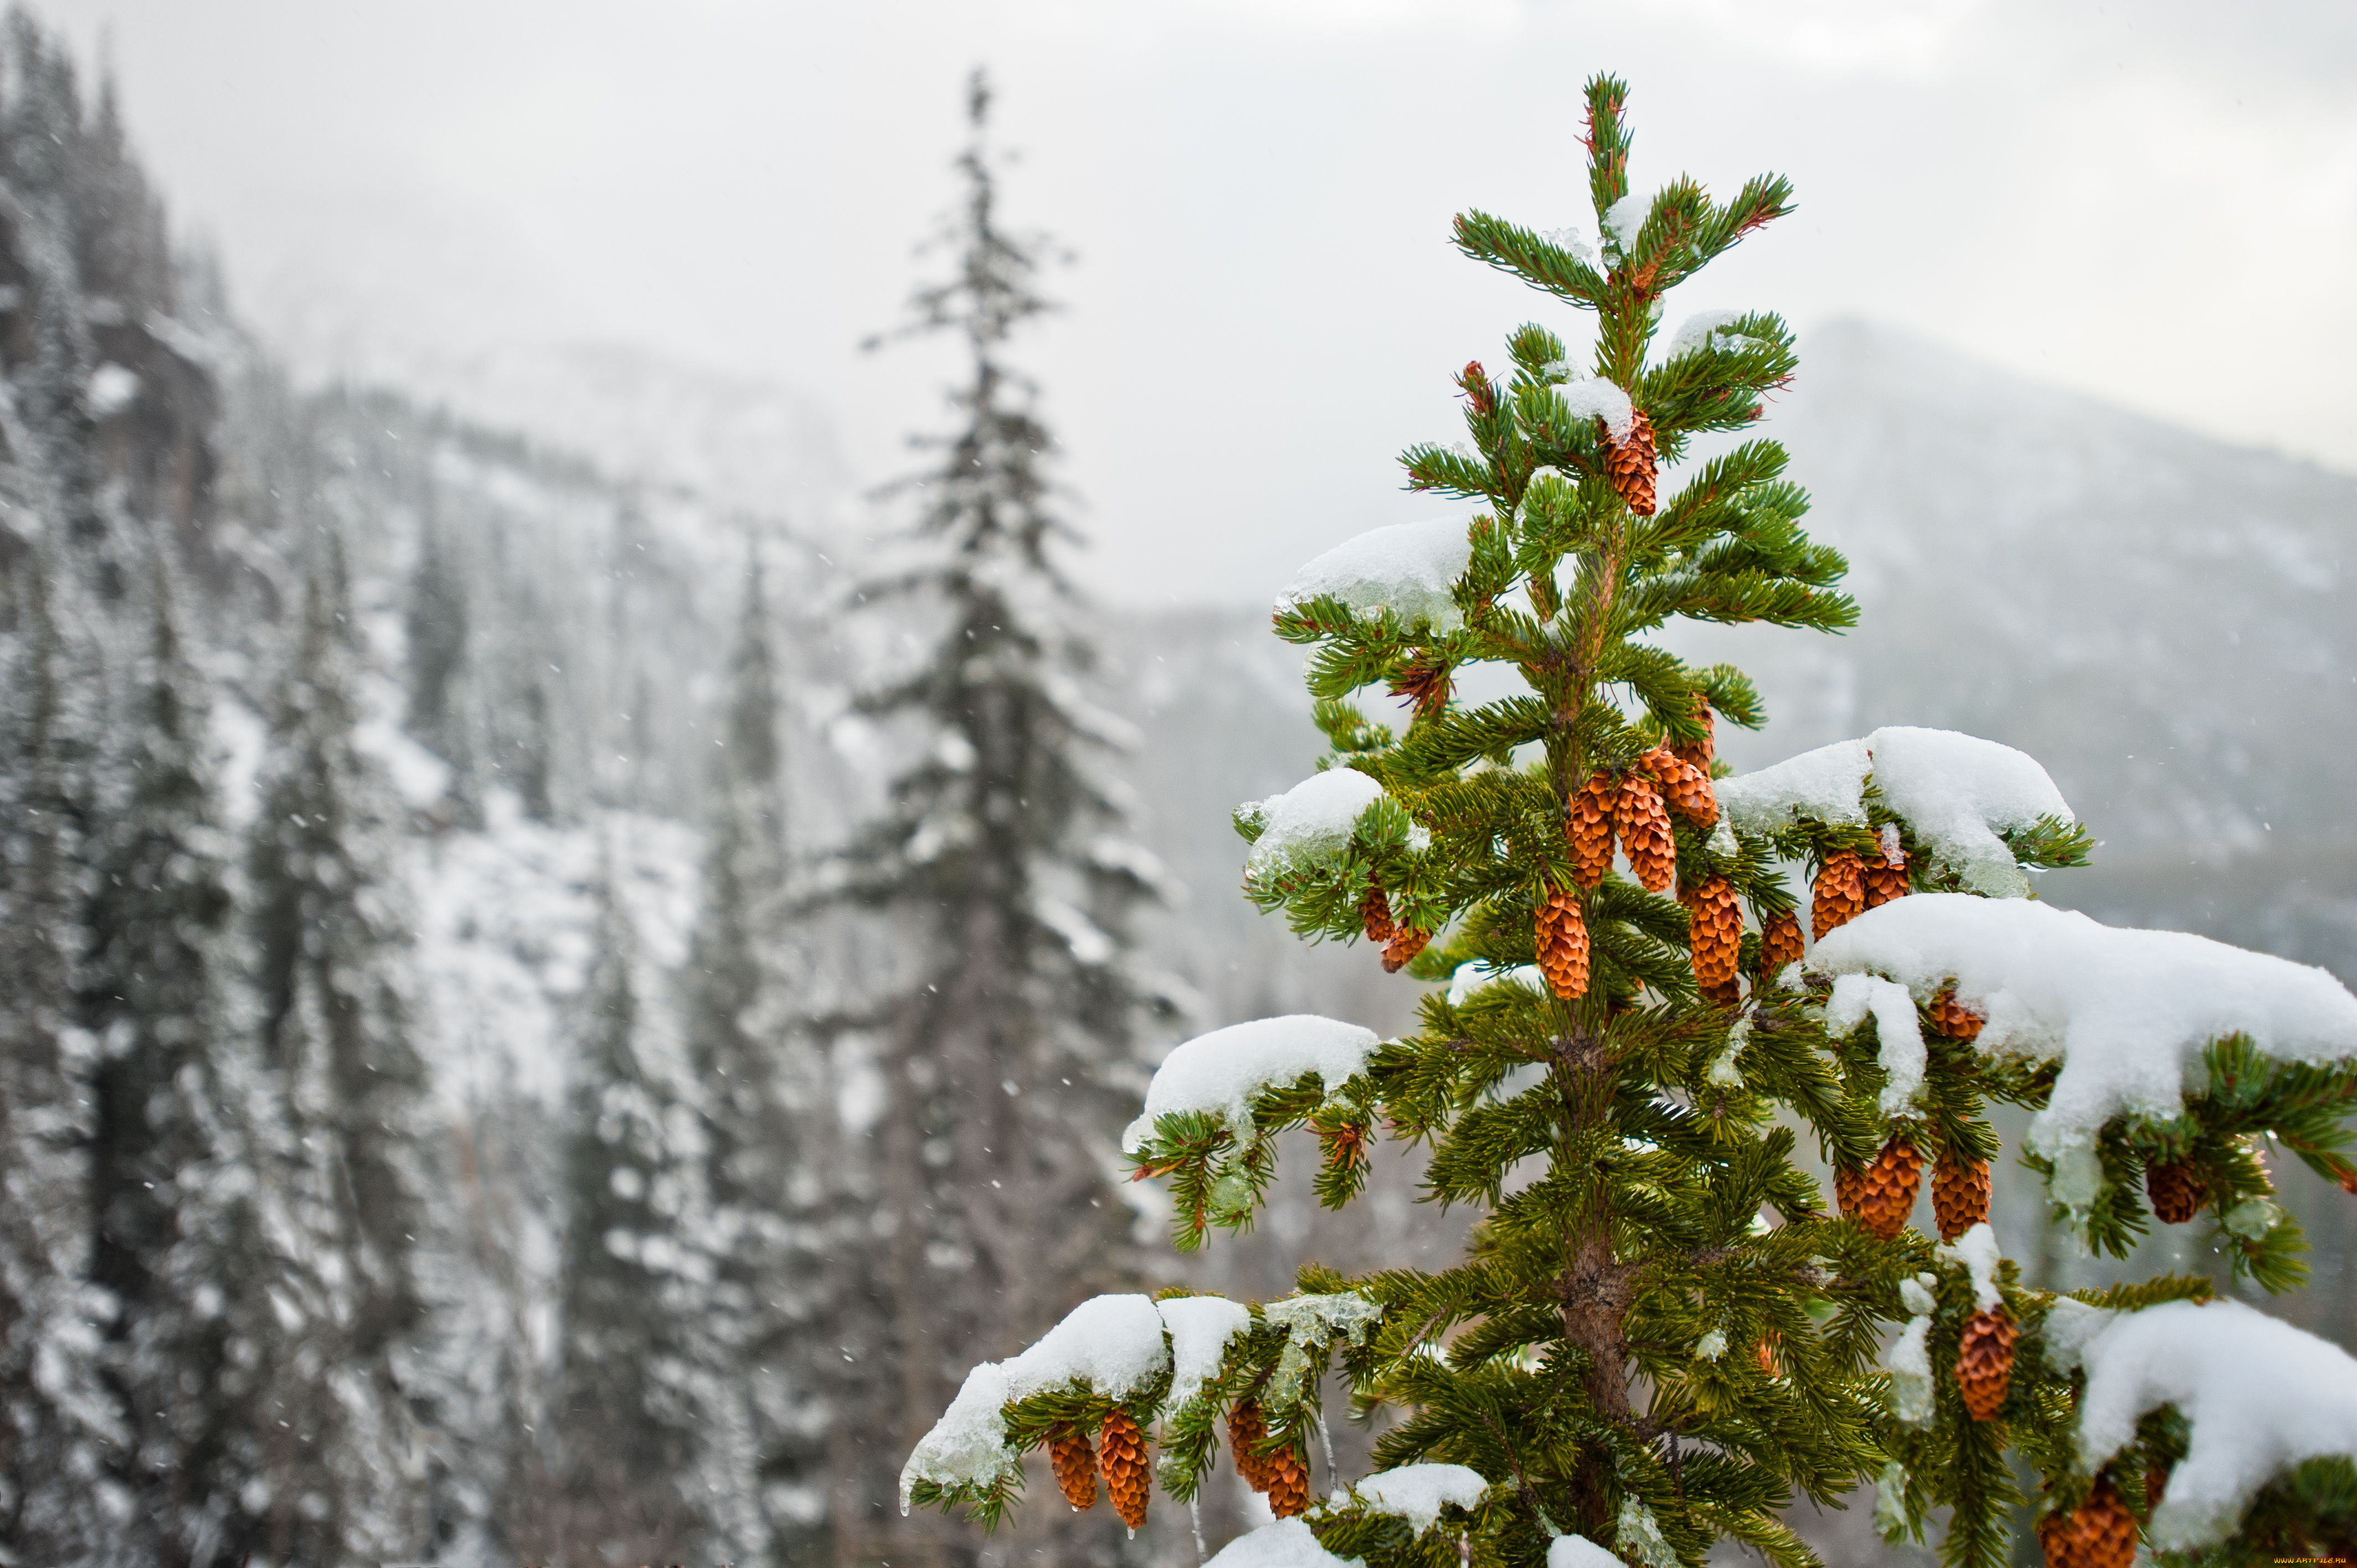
2038, 1477, 2137, 1568
2146, 1158, 2204, 1225
1381, 923, 1430, 974
1812, 850, 1867, 940
1929, 986, 1985, 1042
1831, 1162, 1865, 1218
1685, 876, 1743, 990
1098, 1407, 1150, 1531
1759, 911, 1804, 980
1264, 1442, 1311, 1519
1226, 1399, 1274, 1492
1615, 771, 1676, 892
1569, 773, 1620, 889
1048, 1426, 1099, 1512
1359, 882, 1394, 944
1754, 1333, 1783, 1380
1602, 408, 1659, 517
1671, 695, 1715, 773
1535, 883, 1591, 999
1862, 844, 1911, 909
1641, 746, 1720, 829
2144, 1459, 2171, 1513
1852, 1134, 1924, 1241
1956, 1307, 2018, 1422
1932, 1155, 1992, 1242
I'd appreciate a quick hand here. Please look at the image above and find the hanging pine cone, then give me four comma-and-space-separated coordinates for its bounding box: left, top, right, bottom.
1956, 1307, 2018, 1422
1862, 844, 1911, 909
1615, 771, 1676, 892
2146, 1158, 2204, 1225
1536, 883, 1591, 999
1760, 911, 1805, 980
1754, 1332, 1783, 1380
1641, 746, 1720, 828
1359, 881, 1394, 945
1264, 1442, 1311, 1519
2038, 1477, 2137, 1568
1832, 1162, 1865, 1218
1812, 850, 1867, 940
1569, 773, 1620, 889
1929, 986, 1985, 1042
1226, 1399, 1274, 1492
1932, 1155, 1992, 1242
1602, 408, 1658, 517
1381, 923, 1430, 974
1700, 978, 1742, 1008
1098, 1407, 1151, 1531
1685, 876, 1742, 991
1852, 1134, 1924, 1241
1672, 694, 1715, 773
1048, 1425, 1099, 1512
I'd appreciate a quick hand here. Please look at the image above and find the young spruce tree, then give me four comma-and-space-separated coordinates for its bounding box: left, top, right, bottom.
827, 66, 1174, 1568
900, 78, 2357, 1568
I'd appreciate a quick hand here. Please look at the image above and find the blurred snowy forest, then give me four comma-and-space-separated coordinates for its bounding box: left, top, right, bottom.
0, 11, 2351, 1568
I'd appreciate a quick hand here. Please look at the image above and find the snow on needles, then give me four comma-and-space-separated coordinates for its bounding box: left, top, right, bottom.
1554, 378, 1637, 442
1342, 1464, 1490, 1532
1825, 973, 1926, 1117
2075, 1299, 2357, 1550
1716, 739, 1872, 835
1159, 1294, 1252, 1411
1548, 1536, 1624, 1568
1242, 768, 1387, 881
1867, 727, 2072, 897
1207, 1519, 1364, 1568
1123, 1016, 1381, 1153
1811, 894, 2357, 1160
1715, 728, 2073, 897
900, 1294, 1170, 1505
1277, 516, 1474, 633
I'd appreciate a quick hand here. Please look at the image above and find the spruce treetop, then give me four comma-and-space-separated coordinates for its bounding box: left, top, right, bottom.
901, 75, 2357, 1568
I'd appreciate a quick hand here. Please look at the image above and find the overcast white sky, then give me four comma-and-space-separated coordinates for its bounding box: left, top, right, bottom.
44, 0, 2357, 606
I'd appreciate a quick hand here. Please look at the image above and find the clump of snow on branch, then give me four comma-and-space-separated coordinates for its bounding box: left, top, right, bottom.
1548, 1535, 1624, 1568
1665, 310, 1762, 362
899, 1293, 1172, 1507
1716, 739, 1872, 835
1262, 1291, 1383, 1405
1340, 1464, 1490, 1532
1447, 961, 1546, 1006
1239, 768, 1388, 882
1936, 1223, 2004, 1312
1615, 1498, 1681, 1568
1206, 1519, 1365, 1568
1555, 378, 1637, 441
2040, 1297, 2115, 1371
2074, 1299, 2357, 1551
1601, 193, 1648, 254
1885, 1312, 1936, 1427
1715, 728, 2075, 898
1540, 225, 1594, 263
1866, 727, 2072, 896
1277, 516, 1474, 633
1122, 1017, 1381, 1153
1825, 972, 1926, 1117
1811, 894, 2357, 1160
1159, 1294, 1252, 1411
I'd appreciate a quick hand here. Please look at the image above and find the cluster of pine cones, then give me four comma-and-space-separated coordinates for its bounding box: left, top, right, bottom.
1811, 835, 1911, 940
1048, 1396, 1315, 1531
1048, 1409, 1152, 1530
1540, 734, 1722, 1002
